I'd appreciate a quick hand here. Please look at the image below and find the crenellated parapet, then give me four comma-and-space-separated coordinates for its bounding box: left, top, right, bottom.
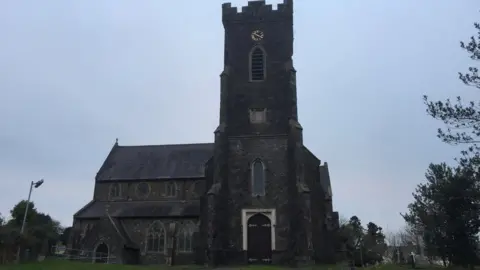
222, 0, 293, 24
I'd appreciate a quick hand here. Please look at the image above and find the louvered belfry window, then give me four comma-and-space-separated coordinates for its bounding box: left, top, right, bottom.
250, 47, 265, 81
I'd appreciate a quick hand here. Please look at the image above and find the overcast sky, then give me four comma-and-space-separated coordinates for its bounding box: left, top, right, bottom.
0, 0, 478, 233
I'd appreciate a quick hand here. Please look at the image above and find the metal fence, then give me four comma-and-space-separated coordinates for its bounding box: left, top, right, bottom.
50, 245, 117, 264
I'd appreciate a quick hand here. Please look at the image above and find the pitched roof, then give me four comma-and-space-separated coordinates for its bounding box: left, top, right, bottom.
74, 200, 200, 219
96, 143, 214, 181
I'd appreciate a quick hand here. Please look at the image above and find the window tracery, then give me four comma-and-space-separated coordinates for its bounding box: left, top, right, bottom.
177, 221, 195, 253
108, 183, 121, 199
165, 182, 177, 197
146, 221, 166, 253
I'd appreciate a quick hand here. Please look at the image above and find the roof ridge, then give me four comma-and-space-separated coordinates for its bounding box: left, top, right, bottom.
117, 142, 213, 148
103, 200, 200, 204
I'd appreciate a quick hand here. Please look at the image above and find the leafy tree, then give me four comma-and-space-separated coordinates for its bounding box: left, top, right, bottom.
340, 216, 363, 252
339, 216, 363, 266
8, 200, 37, 228
420, 19, 480, 267
459, 22, 480, 89
403, 163, 480, 267
4, 200, 62, 260
0, 212, 6, 246
363, 222, 387, 262
423, 19, 480, 163
339, 216, 386, 266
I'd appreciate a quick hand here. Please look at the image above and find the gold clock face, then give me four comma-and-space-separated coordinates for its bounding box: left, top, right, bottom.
251, 30, 264, 41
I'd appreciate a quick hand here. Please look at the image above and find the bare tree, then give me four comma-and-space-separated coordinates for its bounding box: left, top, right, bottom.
385, 231, 399, 261
386, 231, 398, 246
384, 226, 420, 263
397, 226, 418, 247
339, 215, 348, 227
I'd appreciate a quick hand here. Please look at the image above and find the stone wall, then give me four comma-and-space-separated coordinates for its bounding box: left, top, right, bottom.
227, 136, 289, 253
69, 218, 123, 263
93, 180, 205, 202
71, 218, 199, 265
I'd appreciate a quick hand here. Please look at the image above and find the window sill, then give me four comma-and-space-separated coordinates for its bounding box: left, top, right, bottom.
176, 250, 194, 254
145, 251, 166, 255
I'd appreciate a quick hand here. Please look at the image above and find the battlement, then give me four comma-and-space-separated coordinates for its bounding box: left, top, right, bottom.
222, 0, 293, 23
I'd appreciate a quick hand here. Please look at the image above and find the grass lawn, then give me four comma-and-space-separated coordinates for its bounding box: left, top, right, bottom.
0, 259, 437, 270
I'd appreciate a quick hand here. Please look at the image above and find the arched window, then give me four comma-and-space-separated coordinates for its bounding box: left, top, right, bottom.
177, 221, 196, 253
250, 47, 266, 82
189, 181, 200, 199
80, 224, 90, 238
164, 182, 177, 197
146, 221, 166, 253
251, 160, 266, 196
108, 183, 121, 200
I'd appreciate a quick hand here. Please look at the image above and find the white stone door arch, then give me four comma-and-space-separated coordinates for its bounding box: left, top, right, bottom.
241, 208, 276, 251
93, 241, 109, 263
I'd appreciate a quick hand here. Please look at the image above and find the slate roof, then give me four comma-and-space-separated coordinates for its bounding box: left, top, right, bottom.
74, 200, 200, 219
96, 142, 214, 181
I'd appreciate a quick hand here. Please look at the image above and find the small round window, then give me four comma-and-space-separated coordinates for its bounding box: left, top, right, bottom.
135, 182, 151, 199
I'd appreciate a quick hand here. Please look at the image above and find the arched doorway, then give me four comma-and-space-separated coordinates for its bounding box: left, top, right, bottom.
94, 243, 109, 263
247, 213, 272, 264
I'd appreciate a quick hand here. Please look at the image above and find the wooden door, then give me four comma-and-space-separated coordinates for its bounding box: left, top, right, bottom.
247, 214, 272, 264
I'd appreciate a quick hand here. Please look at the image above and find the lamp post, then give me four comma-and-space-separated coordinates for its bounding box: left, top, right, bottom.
16, 179, 44, 263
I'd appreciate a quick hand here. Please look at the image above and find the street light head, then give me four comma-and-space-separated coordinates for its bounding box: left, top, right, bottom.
34, 179, 44, 188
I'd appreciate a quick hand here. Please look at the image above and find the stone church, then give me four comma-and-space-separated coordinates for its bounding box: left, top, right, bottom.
69, 0, 339, 266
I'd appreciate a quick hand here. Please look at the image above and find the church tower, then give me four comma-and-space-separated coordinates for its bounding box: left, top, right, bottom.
202, 0, 332, 266
219, 0, 298, 137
